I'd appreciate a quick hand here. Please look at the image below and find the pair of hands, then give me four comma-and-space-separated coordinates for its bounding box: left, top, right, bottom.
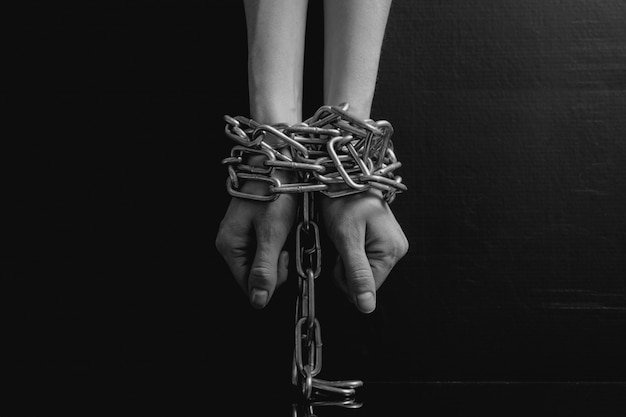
215, 174, 408, 314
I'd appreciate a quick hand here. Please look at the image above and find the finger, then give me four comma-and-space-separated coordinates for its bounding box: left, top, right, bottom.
247, 232, 285, 309
277, 250, 289, 288
332, 254, 349, 295
338, 246, 377, 314
367, 256, 394, 291
215, 230, 252, 295
333, 253, 395, 303
365, 219, 409, 290
224, 247, 251, 294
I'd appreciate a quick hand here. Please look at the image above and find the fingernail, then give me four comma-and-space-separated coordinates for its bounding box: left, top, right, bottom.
250, 288, 269, 308
356, 292, 376, 313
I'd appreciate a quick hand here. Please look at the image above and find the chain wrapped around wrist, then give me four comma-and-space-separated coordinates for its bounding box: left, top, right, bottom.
221, 103, 406, 401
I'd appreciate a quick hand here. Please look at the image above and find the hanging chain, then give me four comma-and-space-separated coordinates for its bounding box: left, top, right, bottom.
221, 103, 406, 401
291, 191, 364, 399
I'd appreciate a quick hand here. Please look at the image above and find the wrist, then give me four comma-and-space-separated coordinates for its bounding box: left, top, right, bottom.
249, 94, 301, 129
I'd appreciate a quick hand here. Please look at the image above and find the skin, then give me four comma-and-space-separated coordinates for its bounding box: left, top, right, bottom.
216, 0, 408, 314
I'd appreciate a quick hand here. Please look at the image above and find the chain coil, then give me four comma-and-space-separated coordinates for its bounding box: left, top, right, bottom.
221, 103, 405, 400
222, 102, 406, 204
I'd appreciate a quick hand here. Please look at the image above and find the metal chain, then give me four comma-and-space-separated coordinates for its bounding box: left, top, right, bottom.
291, 191, 363, 399
221, 103, 405, 401
222, 103, 407, 204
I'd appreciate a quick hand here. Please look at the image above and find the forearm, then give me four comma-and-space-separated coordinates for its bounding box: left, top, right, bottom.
243, 0, 309, 125
323, 0, 392, 119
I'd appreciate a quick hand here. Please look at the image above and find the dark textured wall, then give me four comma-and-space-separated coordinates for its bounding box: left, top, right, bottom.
11, 1, 625, 394
368, 0, 626, 382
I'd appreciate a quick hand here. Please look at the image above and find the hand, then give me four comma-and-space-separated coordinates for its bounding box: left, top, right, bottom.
216, 177, 298, 309
320, 189, 409, 313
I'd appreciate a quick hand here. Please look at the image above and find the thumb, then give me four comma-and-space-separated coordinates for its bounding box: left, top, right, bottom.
338, 248, 377, 314
247, 243, 282, 309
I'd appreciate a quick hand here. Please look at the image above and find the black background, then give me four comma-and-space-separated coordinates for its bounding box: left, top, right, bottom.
5, 0, 625, 411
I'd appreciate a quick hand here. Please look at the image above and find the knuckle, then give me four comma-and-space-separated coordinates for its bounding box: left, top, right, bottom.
348, 268, 374, 290
215, 224, 237, 256
255, 222, 281, 242
395, 235, 410, 259
214, 231, 229, 256
377, 237, 409, 269
388, 232, 409, 259
248, 262, 274, 284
